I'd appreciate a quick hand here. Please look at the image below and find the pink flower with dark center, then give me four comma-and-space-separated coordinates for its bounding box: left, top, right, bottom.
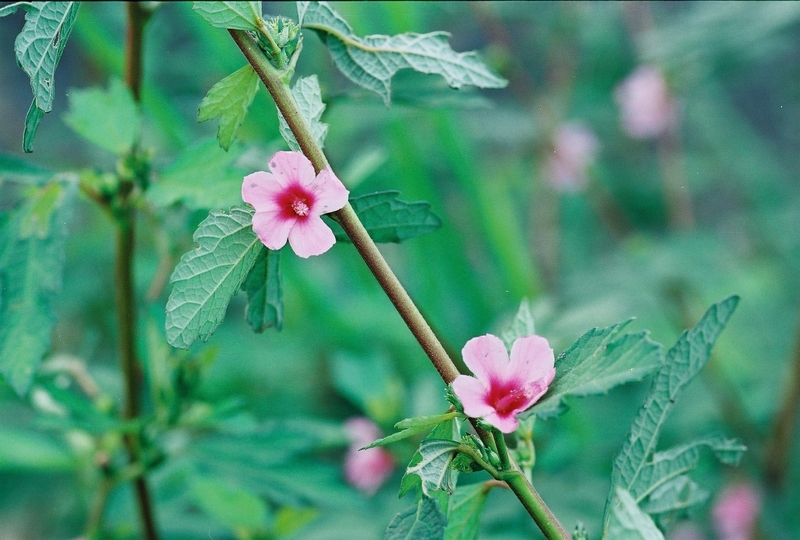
614, 65, 678, 139
242, 151, 349, 258
343, 417, 395, 495
452, 334, 555, 433
712, 482, 761, 540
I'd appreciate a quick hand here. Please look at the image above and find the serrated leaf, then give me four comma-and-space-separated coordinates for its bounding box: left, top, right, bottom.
640, 475, 709, 515
501, 299, 536, 349
406, 440, 461, 497
278, 75, 328, 151
400, 419, 460, 499
240, 246, 282, 332
0, 178, 76, 395
165, 206, 262, 349
606, 487, 665, 540
190, 475, 269, 530
364, 412, 459, 450
444, 484, 488, 540
147, 139, 247, 210
192, 1, 262, 31
63, 78, 141, 155
529, 320, 664, 419
198, 65, 260, 151
298, 1, 506, 106
385, 496, 446, 540
326, 191, 442, 243
602, 296, 740, 537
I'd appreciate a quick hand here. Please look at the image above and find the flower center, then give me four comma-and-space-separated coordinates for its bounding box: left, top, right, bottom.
488, 384, 534, 416
291, 199, 310, 216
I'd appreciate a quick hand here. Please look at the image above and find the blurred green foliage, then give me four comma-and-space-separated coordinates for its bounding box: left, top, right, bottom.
1, 2, 799, 539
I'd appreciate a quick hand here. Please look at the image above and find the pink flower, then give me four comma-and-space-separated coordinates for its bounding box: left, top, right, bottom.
452, 334, 555, 433
242, 151, 349, 258
614, 66, 678, 139
343, 417, 395, 495
545, 122, 599, 192
712, 482, 761, 540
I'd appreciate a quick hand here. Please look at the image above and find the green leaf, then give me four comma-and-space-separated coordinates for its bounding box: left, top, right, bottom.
198, 64, 260, 151
0, 179, 75, 395
606, 487, 665, 540
273, 506, 318, 538
0, 152, 52, 182
63, 78, 140, 155
278, 75, 329, 151
147, 139, 247, 210
385, 496, 446, 540
298, 1, 506, 106
444, 484, 488, 540
528, 320, 664, 419
601, 296, 741, 538
500, 299, 536, 349
639, 475, 709, 516
192, 1, 262, 30
364, 412, 460, 450
330, 352, 403, 424
0, 3, 33, 18
0, 426, 73, 471
400, 418, 460, 498
190, 475, 269, 530
240, 246, 283, 332
406, 439, 461, 497
23, 99, 44, 153
326, 191, 442, 243
165, 206, 262, 349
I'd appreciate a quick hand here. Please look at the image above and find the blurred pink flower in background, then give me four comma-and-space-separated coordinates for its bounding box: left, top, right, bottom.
615, 65, 678, 139
712, 482, 761, 540
544, 122, 599, 192
242, 151, 349, 258
669, 523, 706, 540
452, 334, 555, 433
343, 417, 395, 495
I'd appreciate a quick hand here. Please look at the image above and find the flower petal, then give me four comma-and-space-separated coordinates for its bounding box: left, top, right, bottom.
268, 151, 316, 187
461, 334, 509, 387
242, 171, 283, 211
451, 375, 494, 419
252, 210, 294, 250
287, 215, 336, 258
507, 335, 555, 386
482, 410, 519, 433
311, 168, 350, 214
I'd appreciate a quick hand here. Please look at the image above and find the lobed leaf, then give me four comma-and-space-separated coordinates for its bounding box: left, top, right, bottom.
500, 299, 536, 350
364, 412, 460, 450
406, 439, 461, 497
240, 246, 283, 332
528, 320, 664, 419
298, 1, 507, 106
147, 139, 247, 211
165, 206, 262, 349
385, 496, 447, 540
198, 64, 261, 151
192, 1, 262, 31
63, 78, 141, 155
601, 295, 741, 538
10, 1, 80, 151
278, 75, 329, 151
444, 483, 489, 540
327, 191, 442, 244
0, 178, 76, 395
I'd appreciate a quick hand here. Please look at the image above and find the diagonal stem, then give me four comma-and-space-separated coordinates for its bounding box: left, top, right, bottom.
228, 28, 570, 540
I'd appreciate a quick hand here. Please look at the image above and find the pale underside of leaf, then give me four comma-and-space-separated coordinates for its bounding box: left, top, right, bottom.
606, 487, 665, 540
192, 1, 262, 31
406, 439, 461, 497
278, 74, 328, 151
165, 206, 262, 349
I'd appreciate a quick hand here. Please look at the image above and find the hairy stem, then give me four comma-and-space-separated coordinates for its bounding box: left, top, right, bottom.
228, 28, 570, 540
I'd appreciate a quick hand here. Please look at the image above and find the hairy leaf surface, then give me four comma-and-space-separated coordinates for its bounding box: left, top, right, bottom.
528, 320, 664, 418
198, 65, 260, 151
63, 78, 140, 155
165, 206, 261, 349
385, 496, 446, 540
298, 1, 506, 105
327, 191, 442, 243
192, 1, 262, 30
0, 178, 76, 395
278, 75, 329, 151
241, 246, 282, 332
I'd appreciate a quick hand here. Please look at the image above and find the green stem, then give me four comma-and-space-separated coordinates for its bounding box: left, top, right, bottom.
493, 428, 512, 471
228, 28, 570, 540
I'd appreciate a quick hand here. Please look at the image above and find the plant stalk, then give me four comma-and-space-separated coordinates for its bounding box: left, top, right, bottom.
228, 28, 570, 539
